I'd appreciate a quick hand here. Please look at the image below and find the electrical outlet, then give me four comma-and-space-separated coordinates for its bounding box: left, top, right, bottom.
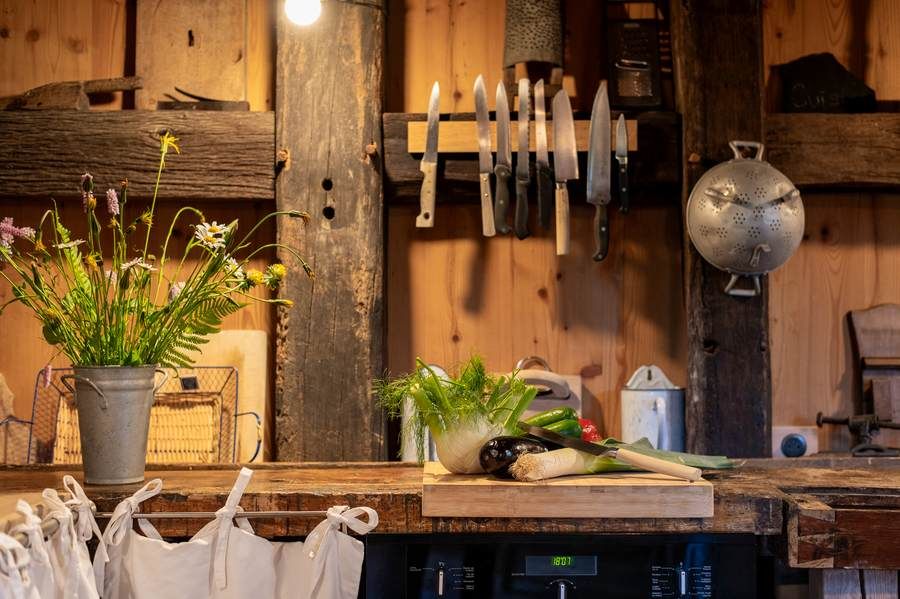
772, 426, 819, 458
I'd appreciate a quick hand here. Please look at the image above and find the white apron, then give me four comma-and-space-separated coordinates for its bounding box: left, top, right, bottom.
0, 532, 38, 599
272, 506, 378, 599
9, 499, 55, 599
94, 467, 275, 599
42, 476, 103, 599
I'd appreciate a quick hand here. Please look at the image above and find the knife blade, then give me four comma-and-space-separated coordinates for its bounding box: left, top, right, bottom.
616, 113, 630, 214
551, 89, 577, 256
586, 81, 611, 262
493, 82, 513, 235
416, 81, 439, 228
473, 75, 496, 237
517, 423, 702, 481
514, 78, 531, 240
534, 79, 553, 230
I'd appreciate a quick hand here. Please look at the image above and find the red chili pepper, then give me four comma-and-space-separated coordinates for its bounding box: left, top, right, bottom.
578, 418, 600, 442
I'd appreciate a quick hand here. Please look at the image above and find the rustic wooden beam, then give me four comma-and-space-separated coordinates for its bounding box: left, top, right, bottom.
766, 113, 900, 188
0, 111, 274, 200
274, 0, 387, 460
671, 0, 771, 457
384, 111, 680, 203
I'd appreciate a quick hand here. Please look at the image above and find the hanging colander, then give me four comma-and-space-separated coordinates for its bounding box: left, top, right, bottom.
686, 141, 805, 296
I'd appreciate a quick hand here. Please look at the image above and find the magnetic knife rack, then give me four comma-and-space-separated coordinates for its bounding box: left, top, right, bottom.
382, 111, 681, 204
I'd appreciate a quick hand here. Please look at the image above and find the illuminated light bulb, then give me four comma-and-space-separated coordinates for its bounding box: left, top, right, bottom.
285, 0, 322, 26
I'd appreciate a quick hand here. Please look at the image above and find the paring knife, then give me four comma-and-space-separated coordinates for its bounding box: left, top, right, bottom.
416, 81, 439, 228
551, 89, 577, 256
534, 79, 553, 230
473, 75, 496, 237
514, 78, 530, 240
518, 423, 702, 482
616, 113, 630, 214
493, 82, 513, 235
586, 81, 611, 262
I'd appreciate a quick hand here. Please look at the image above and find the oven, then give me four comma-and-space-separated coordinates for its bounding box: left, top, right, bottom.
363, 533, 757, 598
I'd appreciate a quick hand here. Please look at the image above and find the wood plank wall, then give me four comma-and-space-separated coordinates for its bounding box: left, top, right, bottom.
764, 0, 900, 450
1, 0, 899, 455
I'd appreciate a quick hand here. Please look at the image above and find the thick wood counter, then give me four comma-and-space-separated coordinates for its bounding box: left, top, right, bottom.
0, 458, 900, 548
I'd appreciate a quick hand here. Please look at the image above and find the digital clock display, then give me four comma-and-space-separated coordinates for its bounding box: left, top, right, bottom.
525, 555, 597, 577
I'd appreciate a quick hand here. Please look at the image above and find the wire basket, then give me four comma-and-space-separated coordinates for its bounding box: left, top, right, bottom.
2, 366, 250, 465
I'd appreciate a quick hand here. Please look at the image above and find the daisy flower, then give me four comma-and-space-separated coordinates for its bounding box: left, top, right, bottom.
120, 257, 157, 272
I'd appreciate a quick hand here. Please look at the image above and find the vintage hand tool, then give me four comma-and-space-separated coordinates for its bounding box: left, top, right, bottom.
551, 89, 577, 255
494, 82, 513, 235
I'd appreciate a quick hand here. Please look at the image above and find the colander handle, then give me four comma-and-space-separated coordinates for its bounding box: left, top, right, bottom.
724, 274, 762, 297
729, 141, 765, 161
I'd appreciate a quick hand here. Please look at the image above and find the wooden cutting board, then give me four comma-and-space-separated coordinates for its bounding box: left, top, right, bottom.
422, 462, 714, 519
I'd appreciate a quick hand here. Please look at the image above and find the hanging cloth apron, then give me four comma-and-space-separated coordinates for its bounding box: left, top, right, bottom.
93, 467, 275, 599
42, 476, 103, 599
272, 506, 379, 599
0, 532, 37, 599
9, 499, 55, 599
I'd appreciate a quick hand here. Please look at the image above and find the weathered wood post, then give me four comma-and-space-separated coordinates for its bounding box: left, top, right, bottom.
671, 0, 771, 457
275, 0, 387, 460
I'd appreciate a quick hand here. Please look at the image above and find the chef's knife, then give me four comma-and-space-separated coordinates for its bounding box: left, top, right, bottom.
473, 75, 496, 237
514, 78, 531, 240
616, 113, 630, 214
534, 79, 553, 230
416, 81, 439, 228
551, 89, 577, 256
493, 82, 513, 235
518, 423, 702, 482
586, 82, 611, 262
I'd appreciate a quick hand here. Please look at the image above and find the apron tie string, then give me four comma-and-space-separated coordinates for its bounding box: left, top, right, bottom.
213, 467, 254, 591
0, 532, 30, 599
9, 500, 50, 567
93, 478, 163, 591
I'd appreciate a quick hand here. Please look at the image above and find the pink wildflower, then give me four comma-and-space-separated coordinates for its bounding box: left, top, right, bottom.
106, 188, 119, 215
0, 217, 33, 249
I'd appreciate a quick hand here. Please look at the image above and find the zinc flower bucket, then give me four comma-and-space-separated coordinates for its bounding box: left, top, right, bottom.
61, 366, 167, 485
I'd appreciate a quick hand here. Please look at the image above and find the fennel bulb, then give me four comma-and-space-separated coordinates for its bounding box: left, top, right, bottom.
377, 356, 538, 474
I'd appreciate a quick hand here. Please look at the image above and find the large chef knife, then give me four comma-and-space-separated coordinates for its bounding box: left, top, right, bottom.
586, 82, 611, 262
473, 76, 496, 237
514, 78, 531, 240
534, 79, 553, 230
551, 89, 577, 256
416, 81, 439, 228
616, 113, 630, 214
493, 82, 513, 235
518, 423, 702, 481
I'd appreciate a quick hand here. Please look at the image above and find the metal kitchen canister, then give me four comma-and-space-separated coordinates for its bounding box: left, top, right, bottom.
620, 365, 685, 451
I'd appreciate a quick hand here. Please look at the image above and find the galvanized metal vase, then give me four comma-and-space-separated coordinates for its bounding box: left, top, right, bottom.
61, 366, 167, 485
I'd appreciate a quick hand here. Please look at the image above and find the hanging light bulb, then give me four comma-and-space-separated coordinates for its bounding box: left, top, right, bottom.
284, 0, 322, 26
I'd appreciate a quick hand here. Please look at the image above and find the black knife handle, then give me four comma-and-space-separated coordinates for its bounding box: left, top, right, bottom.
618, 161, 629, 214
493, 164, 512, 235
592, 204, 609, 262
536, 163, 554, 229
514, 177, 530, 240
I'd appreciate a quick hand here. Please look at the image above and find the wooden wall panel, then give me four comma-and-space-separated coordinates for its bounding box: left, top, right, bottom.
763, 0, 900, 102
0, 0, 127, 107
771, 194, 900, 450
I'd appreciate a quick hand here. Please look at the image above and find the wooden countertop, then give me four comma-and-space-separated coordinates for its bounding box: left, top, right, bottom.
2, 457, 899, 543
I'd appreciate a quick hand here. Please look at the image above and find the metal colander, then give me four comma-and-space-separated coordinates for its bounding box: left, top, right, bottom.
686, 141, 804, 296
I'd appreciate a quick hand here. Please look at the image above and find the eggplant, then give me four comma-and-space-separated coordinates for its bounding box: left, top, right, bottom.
479, 436, 547, 478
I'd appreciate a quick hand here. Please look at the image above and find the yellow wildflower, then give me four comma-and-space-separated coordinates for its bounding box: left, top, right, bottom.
84, 254, 99, 272
108, 217, 119, 229
267, 263, 287, 281
276, 299, 294, 308
246, 269, 265, 287
139, 212, 153, 226
160, 131, 180, 156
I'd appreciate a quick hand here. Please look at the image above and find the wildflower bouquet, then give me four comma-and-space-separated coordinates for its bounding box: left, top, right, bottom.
0, 133, 311, 368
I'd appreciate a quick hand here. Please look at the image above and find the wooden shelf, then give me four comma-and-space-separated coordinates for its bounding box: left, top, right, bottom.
0, 110, 275, 201
406, 118, 638, 153
384, 111, 681, 203
765, 113, 900, 188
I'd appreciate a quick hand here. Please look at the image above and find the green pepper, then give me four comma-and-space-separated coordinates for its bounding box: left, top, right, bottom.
544, 418, 582, 438
523, 407, 577, 427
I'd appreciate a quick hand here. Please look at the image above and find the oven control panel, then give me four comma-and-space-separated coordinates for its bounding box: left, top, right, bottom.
364, 534, 756, 598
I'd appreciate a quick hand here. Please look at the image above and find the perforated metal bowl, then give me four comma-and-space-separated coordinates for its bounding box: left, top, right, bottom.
686, 141, 805, 296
